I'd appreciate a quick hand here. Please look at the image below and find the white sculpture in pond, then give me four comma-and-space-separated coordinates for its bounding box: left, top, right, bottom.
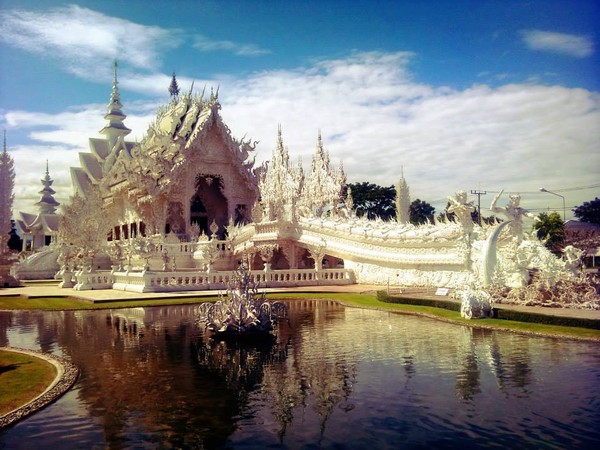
458, 285, 493, 319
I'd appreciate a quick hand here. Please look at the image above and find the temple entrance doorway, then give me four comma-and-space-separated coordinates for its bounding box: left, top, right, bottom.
190, 195, 208, 236
191, 174, 228, 238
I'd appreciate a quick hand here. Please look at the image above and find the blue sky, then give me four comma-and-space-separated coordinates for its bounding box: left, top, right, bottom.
1, 0, 598, 219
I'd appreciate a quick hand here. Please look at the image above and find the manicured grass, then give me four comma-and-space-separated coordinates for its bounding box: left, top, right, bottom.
0, 296, 218, 311
0, 350, 57, 416
266, 292, 600, 341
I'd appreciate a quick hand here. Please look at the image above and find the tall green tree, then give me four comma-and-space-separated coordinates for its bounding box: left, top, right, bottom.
573, 197, 600, 225
347, 181, 436, 224
410, 199, 435, 225
533, 211, 564, 254
346, 182, 396, 220
168, 72, 180, 101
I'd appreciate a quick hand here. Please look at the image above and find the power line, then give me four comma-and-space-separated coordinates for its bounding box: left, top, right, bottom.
481, 183, 600, 195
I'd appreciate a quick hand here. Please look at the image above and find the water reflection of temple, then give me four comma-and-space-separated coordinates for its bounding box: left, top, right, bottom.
0, 302, 564, 447
49, 307, 238, 448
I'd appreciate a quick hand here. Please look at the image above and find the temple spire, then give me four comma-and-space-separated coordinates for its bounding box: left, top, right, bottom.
395, 167, 411, 224
99, 60, 131, 149
36, 160, 60, 215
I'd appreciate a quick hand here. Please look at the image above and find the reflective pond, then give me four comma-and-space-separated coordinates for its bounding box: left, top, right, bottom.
0, 300, 599, 449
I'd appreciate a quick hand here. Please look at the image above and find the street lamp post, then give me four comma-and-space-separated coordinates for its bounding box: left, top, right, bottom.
539, 187, 566, 221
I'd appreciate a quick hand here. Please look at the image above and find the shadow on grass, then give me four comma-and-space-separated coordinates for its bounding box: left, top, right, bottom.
0, 362, 26, 375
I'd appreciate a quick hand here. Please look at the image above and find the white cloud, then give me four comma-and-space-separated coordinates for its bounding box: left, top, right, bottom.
193, 35, 270, 56
219, 52, 600, 214
521, 30, 594, 58
6, 51, 600, 220
0, 5, 181, 80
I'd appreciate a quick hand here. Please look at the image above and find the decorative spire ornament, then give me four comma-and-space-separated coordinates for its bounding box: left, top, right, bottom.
299, 131, 344, 218
99, 60, 131, 149
35, 160, 60, 215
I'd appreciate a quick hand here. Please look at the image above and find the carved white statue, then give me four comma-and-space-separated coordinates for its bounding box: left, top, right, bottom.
447, 190, 475, 235
490, 190, 537, 240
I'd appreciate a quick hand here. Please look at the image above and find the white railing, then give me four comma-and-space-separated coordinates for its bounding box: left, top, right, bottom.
73, 270, 115, 291
71, 267, 354, 292
159, 242, 198, 255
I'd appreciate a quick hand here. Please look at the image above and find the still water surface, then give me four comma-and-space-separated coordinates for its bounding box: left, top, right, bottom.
0, 300, 599, 449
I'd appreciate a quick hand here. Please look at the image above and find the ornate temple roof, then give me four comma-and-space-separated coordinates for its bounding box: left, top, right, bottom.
70, 67, 259, 203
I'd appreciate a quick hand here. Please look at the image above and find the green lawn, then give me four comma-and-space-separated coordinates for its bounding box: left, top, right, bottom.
0, 350, 57, 416
0, 295, 219, 311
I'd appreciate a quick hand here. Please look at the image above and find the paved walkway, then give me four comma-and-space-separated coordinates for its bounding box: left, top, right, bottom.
2, 281, 600, 322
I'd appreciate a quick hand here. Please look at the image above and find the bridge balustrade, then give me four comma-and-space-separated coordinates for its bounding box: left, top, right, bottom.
71, 267, 354, 292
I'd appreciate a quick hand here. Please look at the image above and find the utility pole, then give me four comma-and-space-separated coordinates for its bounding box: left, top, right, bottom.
470, 190, 487, 225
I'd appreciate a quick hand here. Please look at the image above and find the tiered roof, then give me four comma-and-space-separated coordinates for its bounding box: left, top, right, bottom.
17, 161, 60, 238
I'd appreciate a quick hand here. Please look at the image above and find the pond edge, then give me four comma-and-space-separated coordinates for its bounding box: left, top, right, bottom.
0, 347, 79, 429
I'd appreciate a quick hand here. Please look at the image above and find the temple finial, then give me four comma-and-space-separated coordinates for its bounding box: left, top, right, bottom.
99, 60, 131, 148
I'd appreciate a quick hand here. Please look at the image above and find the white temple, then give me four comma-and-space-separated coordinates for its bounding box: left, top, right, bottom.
13, 62, 575, 303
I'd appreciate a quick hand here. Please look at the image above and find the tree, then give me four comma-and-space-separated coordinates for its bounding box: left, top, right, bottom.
346, 182, 396, 220
7, 220, 22, 251
573, 197, 600, 225
533, 212, 564, 254
168, 72, 180, 101
410, 199, 435, 225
